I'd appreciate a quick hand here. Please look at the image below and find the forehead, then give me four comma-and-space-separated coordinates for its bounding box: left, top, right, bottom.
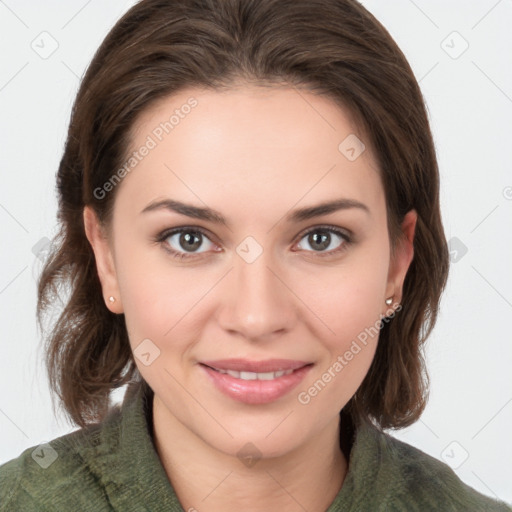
131, 84, 367, 154
116, 85, 383, 223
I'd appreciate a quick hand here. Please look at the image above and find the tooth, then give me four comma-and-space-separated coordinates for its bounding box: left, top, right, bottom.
239, 371, 258, 380
257, 372, 276, 380
215, 368, 296, 379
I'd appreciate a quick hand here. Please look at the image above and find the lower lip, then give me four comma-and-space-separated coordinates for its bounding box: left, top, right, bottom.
200, 364, 312, 405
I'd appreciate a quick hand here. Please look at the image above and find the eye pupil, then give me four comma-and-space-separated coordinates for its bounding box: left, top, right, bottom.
309, 231, 330, 251
180, 232, 202, 251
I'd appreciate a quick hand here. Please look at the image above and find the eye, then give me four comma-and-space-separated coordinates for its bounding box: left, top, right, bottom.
295, 226, 351, 257
156, 227, 219, 260
154, 224, 352, 261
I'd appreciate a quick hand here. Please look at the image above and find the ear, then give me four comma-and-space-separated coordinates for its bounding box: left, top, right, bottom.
83, 206, 123, 314
384, 209, 417, 314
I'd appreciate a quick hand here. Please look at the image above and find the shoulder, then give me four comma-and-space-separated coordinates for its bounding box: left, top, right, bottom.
364, 424, 512, 511
0, 405, 122, 512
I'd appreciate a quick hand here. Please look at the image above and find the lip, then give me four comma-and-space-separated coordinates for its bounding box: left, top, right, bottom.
199, 360, 313, 405
200, 358, 310, 373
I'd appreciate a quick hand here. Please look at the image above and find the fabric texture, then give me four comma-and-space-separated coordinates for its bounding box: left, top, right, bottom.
1, 380, 510, 511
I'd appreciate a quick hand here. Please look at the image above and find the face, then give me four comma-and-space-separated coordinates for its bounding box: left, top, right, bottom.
84, 84, 416, 459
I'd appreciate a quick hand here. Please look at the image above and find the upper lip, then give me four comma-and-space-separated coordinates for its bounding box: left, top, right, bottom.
200, 359, 312, 373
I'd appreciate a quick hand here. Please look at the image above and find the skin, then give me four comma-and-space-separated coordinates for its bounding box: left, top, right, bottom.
84, 83, 416, 512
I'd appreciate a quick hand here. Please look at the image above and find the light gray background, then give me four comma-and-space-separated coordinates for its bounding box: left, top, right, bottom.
1, 0, 511, 504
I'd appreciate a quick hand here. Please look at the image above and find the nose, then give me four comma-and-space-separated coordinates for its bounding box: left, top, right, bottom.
216, 244, 297, 342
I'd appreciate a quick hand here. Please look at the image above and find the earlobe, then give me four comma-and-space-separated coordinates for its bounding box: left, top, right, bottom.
83, 206, 123, 314
384, 209, 417, 313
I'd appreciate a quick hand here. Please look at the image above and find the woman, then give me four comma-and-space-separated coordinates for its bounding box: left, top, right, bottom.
1, 0, 510, 510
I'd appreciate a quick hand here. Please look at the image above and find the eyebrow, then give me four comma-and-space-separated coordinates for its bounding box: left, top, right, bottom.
140, 197, 370, 226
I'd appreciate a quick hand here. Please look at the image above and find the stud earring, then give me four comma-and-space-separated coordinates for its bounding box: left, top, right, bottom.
385, 297, 393, 306
109, 296, 116, 303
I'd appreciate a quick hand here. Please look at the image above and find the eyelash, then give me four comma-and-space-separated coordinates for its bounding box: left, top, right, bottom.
154, 225, 353, 261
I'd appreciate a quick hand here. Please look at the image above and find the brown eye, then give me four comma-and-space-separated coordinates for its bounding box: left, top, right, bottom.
296, 226, 351, 256
175, 231, 203, 252
157, 227, 218, 259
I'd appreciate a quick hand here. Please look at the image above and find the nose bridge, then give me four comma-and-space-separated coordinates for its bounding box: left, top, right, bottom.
218, 238, 295, 339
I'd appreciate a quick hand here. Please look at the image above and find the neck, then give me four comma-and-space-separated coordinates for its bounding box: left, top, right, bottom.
152, 395, 348, 512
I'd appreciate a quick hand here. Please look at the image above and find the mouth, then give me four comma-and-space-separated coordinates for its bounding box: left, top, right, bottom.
203, 367, 297, 380
200, 358, 312, 377
199, 359, 314, 404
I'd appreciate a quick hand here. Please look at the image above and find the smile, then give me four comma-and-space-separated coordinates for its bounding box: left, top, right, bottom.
199, 359, 313, 404
207, 367, 295, 380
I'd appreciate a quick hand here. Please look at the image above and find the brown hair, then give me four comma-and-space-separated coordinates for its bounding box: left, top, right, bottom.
37, 0, 450, 430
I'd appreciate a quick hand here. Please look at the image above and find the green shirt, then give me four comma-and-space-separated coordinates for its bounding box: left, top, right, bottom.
1, 381, 510, 511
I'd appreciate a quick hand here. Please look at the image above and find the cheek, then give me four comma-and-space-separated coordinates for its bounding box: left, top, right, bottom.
117, 265, 209, 389
295, 266, 384, 413
292, 245, 388, 411
298, 252, 389, 345
114, 243, 201, 350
